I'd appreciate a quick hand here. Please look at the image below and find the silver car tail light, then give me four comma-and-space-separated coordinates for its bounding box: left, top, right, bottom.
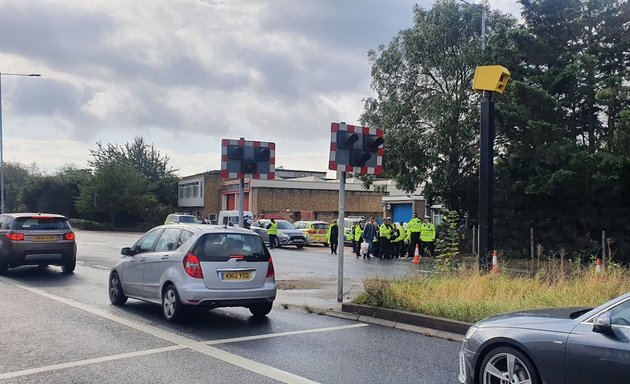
183, 253, 203, 279
266, 257, 275, 278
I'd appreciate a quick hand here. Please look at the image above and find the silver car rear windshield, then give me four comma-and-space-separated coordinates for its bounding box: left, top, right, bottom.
191, 233, 270, 261
13, 217, 70, 230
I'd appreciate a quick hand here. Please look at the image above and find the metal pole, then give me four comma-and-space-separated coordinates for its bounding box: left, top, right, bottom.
602, 230, 606, 268
471, 225, 476, 255
0, 74, 4, 214
481, 11, 486, 52
479, 90, 495, 270
0, 72, 40, 214
337, 171, 346, 303
238, 177, 244, 227
530, 227, 534, 259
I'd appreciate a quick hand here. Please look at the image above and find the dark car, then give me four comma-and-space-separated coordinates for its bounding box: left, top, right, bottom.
250, 219, 307, 249
0, 213, 77, 274
459, 292, 630, 384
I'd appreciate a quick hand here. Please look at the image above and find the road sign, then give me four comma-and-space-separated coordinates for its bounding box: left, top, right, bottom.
220, 139, 275, 179
328, 122, 383, 175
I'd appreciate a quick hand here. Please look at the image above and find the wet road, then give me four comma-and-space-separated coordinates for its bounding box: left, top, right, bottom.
0, 230, 460, 384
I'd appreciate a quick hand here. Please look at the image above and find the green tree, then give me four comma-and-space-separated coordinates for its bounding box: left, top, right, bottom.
435, 210, 461, 273
361, 0, 517, 212
20, 166, 91, 217
75, 164, 157, 228
3, 162, 39, 212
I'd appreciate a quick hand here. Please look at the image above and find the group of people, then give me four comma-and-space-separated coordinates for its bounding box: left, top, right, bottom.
326, 213, 436, 260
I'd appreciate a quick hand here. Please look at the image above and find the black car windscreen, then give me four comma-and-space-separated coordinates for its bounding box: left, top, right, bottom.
192, 233, 270, 261
13, 217, 70, 230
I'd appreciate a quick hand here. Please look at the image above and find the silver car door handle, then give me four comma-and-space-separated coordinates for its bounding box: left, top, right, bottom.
139, 256, 146, 262
161, 255, 169, 260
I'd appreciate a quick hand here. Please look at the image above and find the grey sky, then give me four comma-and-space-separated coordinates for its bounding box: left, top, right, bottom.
0, 0, 521, 176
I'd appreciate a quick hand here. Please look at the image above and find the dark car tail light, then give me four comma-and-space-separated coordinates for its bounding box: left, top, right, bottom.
183, 253, 203, 279
6, 233, 24, 241
266, 257, 275, 278
64, 232, 75, 241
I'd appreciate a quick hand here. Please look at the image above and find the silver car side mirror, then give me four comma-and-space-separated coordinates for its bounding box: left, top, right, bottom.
593, 311, 613, 334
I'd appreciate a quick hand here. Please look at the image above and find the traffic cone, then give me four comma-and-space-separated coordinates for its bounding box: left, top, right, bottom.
411, 244, 421, 264
595, 258, 602, 273
491, 250, 499, 273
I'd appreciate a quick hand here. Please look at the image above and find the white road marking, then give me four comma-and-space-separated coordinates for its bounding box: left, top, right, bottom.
205, 323, 368, 345
92, 265, 110, 270
0, 277, 364, 383
0, 345, 185, 381
76, 261, 84, 264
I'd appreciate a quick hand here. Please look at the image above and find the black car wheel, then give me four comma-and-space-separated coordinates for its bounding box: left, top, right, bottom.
162, 284, 185, 322
323, 243, 328, 247
109, 272, 128, 305
480, 346, 539, 384
249, 302, 273, 318
61, 258, 76, 274
0, 262, 7, 275
296, 245, 304, 249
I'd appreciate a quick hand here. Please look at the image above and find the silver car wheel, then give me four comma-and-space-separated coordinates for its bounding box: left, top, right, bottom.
162, 284, 185, 322
109, 272, 127, 305
482, 351, 533, 384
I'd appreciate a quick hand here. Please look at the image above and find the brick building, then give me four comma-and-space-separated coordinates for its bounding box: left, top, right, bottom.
178, 169, 427, 224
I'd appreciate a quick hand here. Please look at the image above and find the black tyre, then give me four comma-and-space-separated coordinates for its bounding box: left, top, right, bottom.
323, 243, 328, 247
109, 272, 128, 305
0, 262, 7, 275
61, 258, 76, 274
249, 302, 273, 318
479, 346, 539, 384
162, 284, 185, 322
296, 245, 304, 249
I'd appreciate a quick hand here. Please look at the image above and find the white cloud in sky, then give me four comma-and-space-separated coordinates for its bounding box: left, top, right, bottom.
0, 0, 522, 176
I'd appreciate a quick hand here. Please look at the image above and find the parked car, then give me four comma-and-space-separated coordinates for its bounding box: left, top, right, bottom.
164, 213, 198, 225
108, 224, 276, 322
459, 291, 630, 384
250, 219, 307, 249
0, 212, 77, 274
293, 221, 329, 246
217, 210, 254, 228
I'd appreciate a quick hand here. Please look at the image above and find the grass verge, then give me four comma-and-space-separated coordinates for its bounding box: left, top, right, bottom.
353, 266, 630, 323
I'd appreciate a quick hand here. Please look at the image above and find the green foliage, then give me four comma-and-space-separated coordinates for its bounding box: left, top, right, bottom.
435, 210, 460, 272
75, 164, 157, 227
363, 0, 630, 261
69, 219, 111, 231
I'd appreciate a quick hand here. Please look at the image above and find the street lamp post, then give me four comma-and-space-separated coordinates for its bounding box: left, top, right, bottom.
457, 0, 486, 52
0, 72, 41, 213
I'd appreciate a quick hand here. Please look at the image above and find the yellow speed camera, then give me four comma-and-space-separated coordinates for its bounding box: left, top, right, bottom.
472, 65, 511, 94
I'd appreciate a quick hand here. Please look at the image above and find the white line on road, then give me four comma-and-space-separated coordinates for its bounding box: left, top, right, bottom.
0, 345, 185, 381
0, 277, 363, 383
205, 323, 368, 345
92, 265, 110, 270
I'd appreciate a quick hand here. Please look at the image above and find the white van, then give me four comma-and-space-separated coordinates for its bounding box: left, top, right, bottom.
218, 210, 254, 228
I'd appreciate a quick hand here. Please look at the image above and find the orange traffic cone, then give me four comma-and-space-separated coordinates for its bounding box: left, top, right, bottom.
595, 258, 602, 273
411, 244, 421, 264
491, 250, 500, 273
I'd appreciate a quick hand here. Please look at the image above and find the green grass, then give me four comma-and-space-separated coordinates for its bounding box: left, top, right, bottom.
353, 264, 630, 323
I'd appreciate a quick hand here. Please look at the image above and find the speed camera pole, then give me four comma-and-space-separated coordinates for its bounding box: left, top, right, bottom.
472, 65, 511, 270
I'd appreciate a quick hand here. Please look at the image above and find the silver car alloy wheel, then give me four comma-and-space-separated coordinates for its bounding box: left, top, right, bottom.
163, 288, 177, 319
483, 352, 533, 384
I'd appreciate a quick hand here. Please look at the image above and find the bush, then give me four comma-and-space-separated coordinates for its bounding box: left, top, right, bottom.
69, 218, 111, 231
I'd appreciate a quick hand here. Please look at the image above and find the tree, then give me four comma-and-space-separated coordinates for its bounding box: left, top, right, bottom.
361, 1, 517, 212
20, 166, 91, 217
75, 164, 157, 228
435, 210, 461, 273
3, 162, 39, 212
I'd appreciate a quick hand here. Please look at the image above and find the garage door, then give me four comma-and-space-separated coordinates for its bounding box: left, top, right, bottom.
392, 203, 412, 223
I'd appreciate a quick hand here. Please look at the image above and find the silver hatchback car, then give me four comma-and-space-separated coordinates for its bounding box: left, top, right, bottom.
108, 224, 276, 322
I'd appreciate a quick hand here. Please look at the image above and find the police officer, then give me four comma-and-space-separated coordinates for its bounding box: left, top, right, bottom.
379, 218, 394, 259
407, 213, 422, 258
420, 216, 436, 257
354, 221, 364, 258
267, 218, 278, 249
393, 221, 406, 258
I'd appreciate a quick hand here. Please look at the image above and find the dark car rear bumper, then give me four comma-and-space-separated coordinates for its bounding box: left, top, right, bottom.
197, 297, 275, 309
0, 242, 76, 267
